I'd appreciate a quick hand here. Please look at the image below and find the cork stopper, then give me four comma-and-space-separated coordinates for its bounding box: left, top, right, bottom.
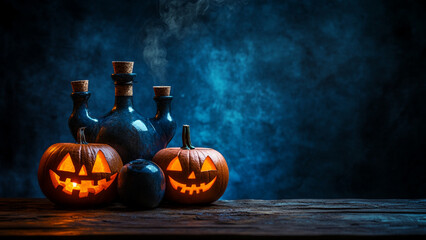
71, 80, 88, 92
153, 86, 171, 96
112, 61, 134, 74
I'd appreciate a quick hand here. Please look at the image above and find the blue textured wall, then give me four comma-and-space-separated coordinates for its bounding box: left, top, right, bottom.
1, 0, 425, 199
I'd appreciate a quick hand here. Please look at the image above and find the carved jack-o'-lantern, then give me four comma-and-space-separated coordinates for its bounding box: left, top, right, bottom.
153, 125, 229, 204
38, 128, 123, 207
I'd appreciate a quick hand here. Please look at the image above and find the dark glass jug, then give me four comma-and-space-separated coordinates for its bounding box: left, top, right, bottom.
68, 61, 176, 164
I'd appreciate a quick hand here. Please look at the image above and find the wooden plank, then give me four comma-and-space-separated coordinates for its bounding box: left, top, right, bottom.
0, 198, 425, 239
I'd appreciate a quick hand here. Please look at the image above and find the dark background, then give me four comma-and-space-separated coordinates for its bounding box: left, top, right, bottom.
1, 0, 425, 199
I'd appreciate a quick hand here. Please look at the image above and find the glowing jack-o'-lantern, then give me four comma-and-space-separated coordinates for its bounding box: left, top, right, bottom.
38, 128, 123, 207
153, 125, 229, 204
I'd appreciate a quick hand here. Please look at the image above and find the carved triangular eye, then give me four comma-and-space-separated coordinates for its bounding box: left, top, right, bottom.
57, 153, 75, 172
92, 151, 111, 173
167, 156, 182, 171
201, 156, 217, 172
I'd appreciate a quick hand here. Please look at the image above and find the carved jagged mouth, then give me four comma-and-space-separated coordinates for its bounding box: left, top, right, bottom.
49, 170, 117, 198
168, 176, 217, 195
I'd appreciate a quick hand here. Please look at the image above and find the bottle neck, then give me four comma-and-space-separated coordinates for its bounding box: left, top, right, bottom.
111, 73, 136, 112
72, 92, 90, 111
113, 96, 134, 112
154, 96, 172, 119
115, 85, 133, 97
112, 84, 134, 112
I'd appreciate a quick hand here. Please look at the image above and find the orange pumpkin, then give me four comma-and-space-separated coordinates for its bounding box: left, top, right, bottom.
152, 125, 229, 204
38, 128, 123, 207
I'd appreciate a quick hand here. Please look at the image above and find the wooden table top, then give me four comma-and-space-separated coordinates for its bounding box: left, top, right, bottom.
0, 198, 425, 239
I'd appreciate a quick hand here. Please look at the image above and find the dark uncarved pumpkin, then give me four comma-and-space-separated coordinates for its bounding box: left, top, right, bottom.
38, 128, 123, 207
152, 125, 229, 204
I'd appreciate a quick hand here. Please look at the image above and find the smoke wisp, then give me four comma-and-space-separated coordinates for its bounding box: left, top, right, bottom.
143, 0, 210, 83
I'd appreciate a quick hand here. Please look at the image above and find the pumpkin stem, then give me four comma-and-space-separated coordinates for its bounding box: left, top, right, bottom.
76, 127, 88, 144
181, 125, 195, 150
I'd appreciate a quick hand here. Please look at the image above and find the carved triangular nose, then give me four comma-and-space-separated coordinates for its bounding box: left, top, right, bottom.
188, 171, 196, 179
78, 165, 88, 176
